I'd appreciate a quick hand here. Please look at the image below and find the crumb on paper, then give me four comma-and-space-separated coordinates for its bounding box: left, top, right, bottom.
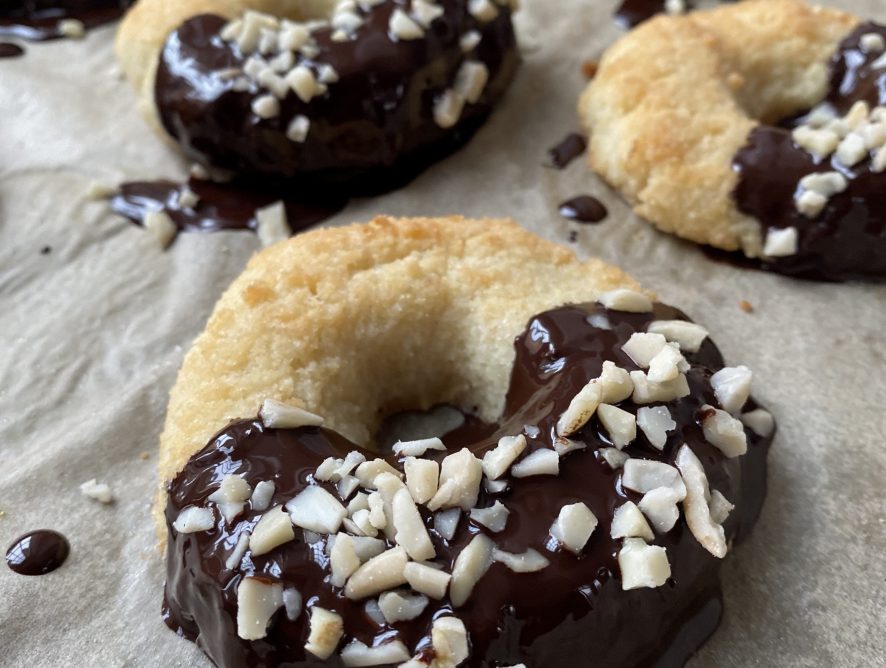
739, 300, 753, 313
581, 60, 598, 79
139, 451, 150, 460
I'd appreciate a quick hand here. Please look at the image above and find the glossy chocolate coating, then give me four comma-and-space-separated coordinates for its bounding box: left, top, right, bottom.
547, 133, 586, 169
110, 177, 345, 238
164, 302, 772, 667
732, 22, 886, 280
6, 529, 70, 576
558, 195, 608, 224
0, 41, 25, 57
154, 2, 519, 194
0, 1, 132, 41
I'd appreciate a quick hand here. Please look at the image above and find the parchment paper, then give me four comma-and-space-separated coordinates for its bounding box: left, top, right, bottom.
1, 1, 884, 666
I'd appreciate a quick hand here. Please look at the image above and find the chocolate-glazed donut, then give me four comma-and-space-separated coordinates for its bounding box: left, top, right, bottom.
163, 304, 772, 667
116, 0, 519, 193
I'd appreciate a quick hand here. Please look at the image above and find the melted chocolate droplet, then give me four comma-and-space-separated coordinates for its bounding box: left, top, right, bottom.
110, 177, 346, 240
559, 195, 608, 223
0, 41, 24, 58
0, 1, 132, 42
6, 530, 70, 576
614, 0, 683, 28
547, 133, 587, 169
163, 302, 772, 667
731, 22, 886, 281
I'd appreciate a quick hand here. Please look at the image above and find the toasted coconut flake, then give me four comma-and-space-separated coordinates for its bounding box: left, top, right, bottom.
638, 487, 682, 533
710, 366, 752, 415
621, 332, 668, 368
173, 506, 215, 534
378, 590, 429, 623
618, 538, 671, 590
236, 577, 284, 640
676, 445, 727, 558
393, 437, 446, 457
701, 405, 748, 458
647, 320, 709, 353
597, 404, 636, 449
404, 457, 439, 504
470, 501, 510, 533
740, 408, 775, 437
428, 448, 483, 511
330, 533, 361, 587
260, 399, 323, 428
392, 488, 436, 561
622, 459, 686, 498
208, 475, 252, 524
550, 502, 597, 553
286, 486, 347, 534
493, 547, 550, 572
250, 506, 296, 556
305, 606, 344, 659
510, 449, 559, 477
345, 547, 409, 600
450, 534, 494, 606
556, 379, 602, 436
481, 434, 527, 480
610, 501, 654, 541
341, 639, 411, 667
251, 480, 276, 511
404, 561, 451, 599
431, 616, 470, 668
636, 406, 676, 450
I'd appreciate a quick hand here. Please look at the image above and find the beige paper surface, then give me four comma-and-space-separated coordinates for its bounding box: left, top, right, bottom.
1, 1, 884, 665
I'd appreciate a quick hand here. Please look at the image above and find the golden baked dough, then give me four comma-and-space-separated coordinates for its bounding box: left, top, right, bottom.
156, 216, 642, 530
579, 0, 857, 256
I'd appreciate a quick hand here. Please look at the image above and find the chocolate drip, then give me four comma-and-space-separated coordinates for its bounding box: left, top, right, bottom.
164, 302, 771, 667
153, 2, 518, 193
6, 529, 70, 576
110, 177, 345, 238
614, 0, 677, 29
558, 195, 608, 224
731, 22, 886, 281
547, 133, 586, 169
0, 1, 132, 41
0, 41, 25, 57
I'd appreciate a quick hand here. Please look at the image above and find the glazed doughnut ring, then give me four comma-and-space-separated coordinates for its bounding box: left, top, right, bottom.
158, 216, 774, 667
116, 0, 519, 192
580, 0, 886, 280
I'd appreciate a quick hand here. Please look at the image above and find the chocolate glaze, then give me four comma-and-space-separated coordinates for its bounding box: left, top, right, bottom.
614, 0, 676, 29
6, 529, 70, 575
547, 133, 586, 169
154, 2, 518, 194
732, 22, 886, 281
164, 302, 772, 667
0, 41, 25, 57
558, 195, 608, 224
0, 1, 132, 41
110, 177, 345, 239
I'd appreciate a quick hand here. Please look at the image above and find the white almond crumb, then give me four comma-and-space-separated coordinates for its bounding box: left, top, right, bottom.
256, 201, 292, 247
208, 475, 252, 524
701, 406, 748, 458
173, 506, 215, 533
286, 486, 347, 534
638, 487, 682, 533
621, 332, 668, 368
259, 398, 323, 428
647, 320, 709, 353
389, 8, 425, 40
404, 457, 439, 505
630, 370, 690, 404
412, 0, 444, 27
618, 538, 671, 590
336, 475, 360, 501
600, 447, 629, 469
792, 125, 840, 157
492, 547, 550, 572
79, 479, 113, 504
482, 434, 527, 479
431, 616, 470, 668
317, 63, 339, 84
286, 115, 311, 143
329, 533, 361, 587
450, 534, 494, 606
349, 536, 387, 562
835, 132, 868, 167
550, 502, 597, 553
646, 344, 687, 384
177, 186, 200, 209
286, 65, 327, 102
355, 459, 403, 489
364, 598, 386, 626
393, 437, 446, 457
236, 577, 284, 640
598, 289, 653, 313
85, 179, 118, 200
283, 587, 302, 621
251, 94, 280, 119
470, 501, 510, 532
599, 361, 634, 402
664, 0, 686, 15
860, 32, 886, 54
597, 404, 636, 449
553, 436, 587, 457
341, 639, 411, 667
622, 459, 686, 498
144, 210, 177, 248
372, 473, 405, 540
710, 366, 752, 415
739, 408, 775, 437
485, 478, 509, 493
250, 506, 295, 556
305, 606, 344, 659
378, 590, 429, 623
58, 18, 85, 38
709, 490, 734, 525
331, 10, 363, 34
404, 561, 451, 599
636, 406, 675, 450
676, 445, 727, 558
610, 501, 654, 541
763, 226, 800, 256
428, 448, 483, 511
225, 532, 251, 570
510, 449, 559, 477
392, 488, 436, 561
873, 146, 886, 172
344, 546, 409, 599
459, 30, 482, 52
454, 60, 489, 104
367, 492, 388, 530
433, 89, 465, 129
434, 508, 461, 540
556, 378, 602, 437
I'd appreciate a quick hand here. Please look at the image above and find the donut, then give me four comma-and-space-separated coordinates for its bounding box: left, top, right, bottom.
157, 216, 774, 667
115, 0, 519, 192
580, 0, 886, 281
